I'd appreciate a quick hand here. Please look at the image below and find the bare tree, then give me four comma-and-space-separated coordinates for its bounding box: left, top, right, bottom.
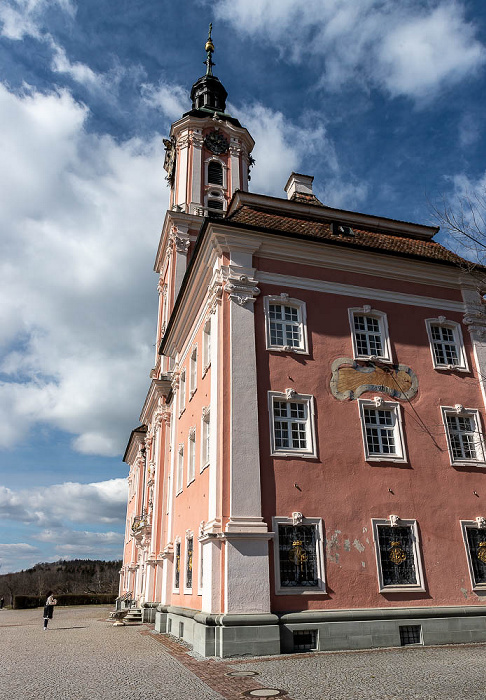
432, 187, 486, 268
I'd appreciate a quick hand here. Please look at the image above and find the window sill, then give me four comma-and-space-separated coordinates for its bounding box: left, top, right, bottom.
187, 477, 195, 487
271, 451, 317, 459
472, 583, 486, 591
183, 588, 193, 595
202, 363, 211, 378
200, 462, 209, 473
355, 355, 393, 364
451, 460, 486, 468
179, 408, 186, 418
189, 389, 197, 401
433, 365, 469, 372
267, 346, 308, 355
176, 489, 183, 497
379, 585, 426, 593
275, 586, 327, 595
366, 456, 407, 463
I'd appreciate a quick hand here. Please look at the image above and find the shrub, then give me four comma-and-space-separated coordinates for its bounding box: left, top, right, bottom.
14, 593, 117, 609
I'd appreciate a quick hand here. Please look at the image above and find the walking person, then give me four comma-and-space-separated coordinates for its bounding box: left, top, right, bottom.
43, 591, 57, 630
0, 597, 4, 609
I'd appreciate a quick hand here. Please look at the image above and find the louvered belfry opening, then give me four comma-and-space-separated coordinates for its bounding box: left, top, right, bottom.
208, 160, 223, 185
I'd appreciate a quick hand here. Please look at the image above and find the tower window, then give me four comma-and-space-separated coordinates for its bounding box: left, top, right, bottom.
208, 161, 223, 185
208, 198, 223, 210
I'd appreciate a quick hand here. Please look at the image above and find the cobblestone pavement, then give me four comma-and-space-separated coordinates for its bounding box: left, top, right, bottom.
2, 606, 486, 700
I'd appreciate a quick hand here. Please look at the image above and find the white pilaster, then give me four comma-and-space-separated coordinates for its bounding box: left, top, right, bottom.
171, 224, 190, 299
190, 129, 203, 207
462, 283, 486, 410
229, 139, 241, 195
176, 133, 189, 209
221, 249, 272, 615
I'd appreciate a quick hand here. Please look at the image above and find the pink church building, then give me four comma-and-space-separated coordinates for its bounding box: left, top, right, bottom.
119, 31, 486, 656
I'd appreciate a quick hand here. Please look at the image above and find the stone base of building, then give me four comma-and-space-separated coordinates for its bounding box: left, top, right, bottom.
154, 605, 486, 657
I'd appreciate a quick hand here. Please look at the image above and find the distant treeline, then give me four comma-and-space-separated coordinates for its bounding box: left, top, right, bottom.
0, 559, 122, 606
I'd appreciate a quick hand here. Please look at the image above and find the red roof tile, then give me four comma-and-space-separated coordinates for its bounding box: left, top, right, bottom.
226, 204, 465, 266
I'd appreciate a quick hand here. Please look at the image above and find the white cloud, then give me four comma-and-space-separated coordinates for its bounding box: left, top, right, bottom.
141, 82, 191, 121
35, 528, 123, 557
215, 0, 485, 100
235, 102, 367, 208
0, 0, 74, 40
0, 82, 167, 455
0, 543, 41, 574
49, 40, 103, 89
0, 478, 127, 526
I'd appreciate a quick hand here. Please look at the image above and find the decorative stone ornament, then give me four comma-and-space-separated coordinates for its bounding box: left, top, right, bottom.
285, 388, 297, 400
292, 512, 303, 526
476, 516, 486, 529
389, 514, 400, 527
204, 130, 229, 155
224, 272, 260, 306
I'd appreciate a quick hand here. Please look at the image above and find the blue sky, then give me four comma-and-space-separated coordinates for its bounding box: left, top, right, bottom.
0, 0, 485, 574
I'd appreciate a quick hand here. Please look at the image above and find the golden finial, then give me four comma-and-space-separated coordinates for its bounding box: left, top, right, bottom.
205, 22, 215, 53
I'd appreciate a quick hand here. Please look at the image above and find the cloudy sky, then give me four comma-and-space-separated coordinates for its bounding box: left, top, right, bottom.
0, 0, 485, 574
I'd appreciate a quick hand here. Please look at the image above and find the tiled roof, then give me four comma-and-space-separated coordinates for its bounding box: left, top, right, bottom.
226, 204, 465, 266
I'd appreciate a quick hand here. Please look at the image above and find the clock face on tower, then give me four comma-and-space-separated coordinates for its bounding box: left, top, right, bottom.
204, 131, 229, 155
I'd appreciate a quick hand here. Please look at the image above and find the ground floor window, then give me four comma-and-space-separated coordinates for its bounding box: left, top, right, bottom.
372, 518, 425, 592
272, 516, 325, 594
461, 520, 486, 589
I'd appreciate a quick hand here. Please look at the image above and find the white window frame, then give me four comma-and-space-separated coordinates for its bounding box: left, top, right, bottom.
184, 532, 194, 594
202, 318, 211, 376
268, 391, 317, 458
425, 317, 468, 371
264, 295, 308, 354
204, 156, 227, 189
176, 444, 184, 495
358, 398, 406, 463
460, 520, 486, 590
348, 306, 392, 362
441, 406, 486, 467
200, 407, 210, 472
187, 427, 196, 485
272, 516, 326, 595
179, 370, 186, 416
173, 538, 181, 593
371, 518, 425, 593
189, 346, 197, 398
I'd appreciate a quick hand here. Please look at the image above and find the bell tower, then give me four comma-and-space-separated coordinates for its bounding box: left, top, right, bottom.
163, 25, 254, 217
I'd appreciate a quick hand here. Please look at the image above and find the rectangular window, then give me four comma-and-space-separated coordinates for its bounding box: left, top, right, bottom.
185, 536, 193, 591
179, 370, 186, 414
269, 392, 316, 457
426, 318, 468, 371
201, 409, 210, 470
264, 296, 308, 354
174, 541, 181, 591
442, 407, 485, 466
188, 430, 196, 483
190, 347, 197, 397
359, 400, 406, 462
461, 521, 486, 589
349, 307, 391, 361
372, 519, 425, 592
176, 445, 184, 494
399, 626, 422, 646
202, 319, 211, 374
272, 517, 325, 594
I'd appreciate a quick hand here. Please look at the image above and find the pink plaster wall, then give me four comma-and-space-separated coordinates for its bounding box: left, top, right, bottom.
254, 272, 485, 613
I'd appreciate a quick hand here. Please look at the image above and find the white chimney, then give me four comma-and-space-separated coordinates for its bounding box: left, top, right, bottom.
284, 172, 314, 200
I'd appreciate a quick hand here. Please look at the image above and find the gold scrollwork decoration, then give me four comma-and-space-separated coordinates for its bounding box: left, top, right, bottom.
389, 541, 407, 565
188, 551, 193, 571
478, 542, 486, 564
289, 540, 308, 570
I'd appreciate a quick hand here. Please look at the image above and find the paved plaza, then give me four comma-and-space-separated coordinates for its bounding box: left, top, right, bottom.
1, 605, 486, 699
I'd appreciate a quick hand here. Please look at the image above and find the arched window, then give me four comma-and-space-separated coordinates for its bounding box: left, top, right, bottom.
208, 161, 223, 185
